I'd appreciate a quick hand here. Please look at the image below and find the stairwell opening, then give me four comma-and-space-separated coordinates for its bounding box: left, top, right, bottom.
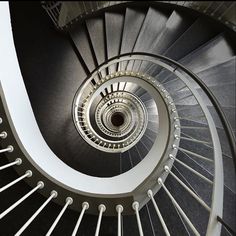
111, 112, 125, 127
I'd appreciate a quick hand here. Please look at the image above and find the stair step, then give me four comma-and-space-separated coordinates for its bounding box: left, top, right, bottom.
144, 128, 158, 141
70, 24, 97, 72
140, 205, 157, 236
196, 57, 236, 88
105, 11, 124, 59
128, 146, 142, 167
196, 84, 236, 108
180, 34, 234, 73
175, 152, 213, 206
132, 7, 169, 72
207, 106, 236, 132
123, 214, 139, 235
133, 7, 169, 53
165, 172, 209, 235
121, 151, 132, 173
86, 16, 106, 66
222, 186, 236, 233
164, 17, 221, 61
154, 186, 190, 236
151, 11, 195, 55
105, 11, 124, 73
139, 91, 153, 103
140, 10, 195, 73
121, 7, 146, 54
136, 140, 149, 158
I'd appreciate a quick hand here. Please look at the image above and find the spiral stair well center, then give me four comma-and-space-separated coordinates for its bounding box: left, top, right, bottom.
0, 1, 235, 235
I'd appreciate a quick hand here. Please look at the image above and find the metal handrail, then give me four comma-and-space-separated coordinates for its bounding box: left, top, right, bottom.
2, 2, 234, 233
1, 51, 234, 234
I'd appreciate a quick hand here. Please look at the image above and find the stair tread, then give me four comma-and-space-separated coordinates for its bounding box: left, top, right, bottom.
139, 10, 195, 74
121, 7, 146, 54
70, 25, 97, 72
154, 186, 191, 236
105, 11, 124, 59
197, 83, 236, 108
179, 34, 234, 73
151, 10, 195, 55
208, 105, 236, 131
175, 153, 213, 205
86, 16, 106, 66
164, 17, 221, 61
165, 172, 209, 235
120, 7, 147, 71
133, 7, 169, 52
121, 151, 132, 173
196, 57, 236, 87
222, 185, 236, 232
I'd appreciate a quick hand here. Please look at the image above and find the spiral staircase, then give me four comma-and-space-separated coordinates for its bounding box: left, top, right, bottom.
0, 1, 235, 235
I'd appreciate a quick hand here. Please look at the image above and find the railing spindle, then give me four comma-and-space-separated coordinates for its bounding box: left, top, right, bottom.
164, 166, 211, 211
95, 204, 106, 236
46, 197, 73, 236
0, 145, 13, 154
147, 190, 170, 236
132, 202, 144, 236
116, 205, 123, 236
0, 170, 32, 193
158, 178, 200, 236
72, 202, 89, 236
15, 191, 58, 236
0, 158, 22, 171
0, 181, 44, 219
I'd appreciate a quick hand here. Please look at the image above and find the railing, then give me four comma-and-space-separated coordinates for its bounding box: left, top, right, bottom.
2, 51, 233, 234
42, 1, 236, 31
1, 2, 235, 234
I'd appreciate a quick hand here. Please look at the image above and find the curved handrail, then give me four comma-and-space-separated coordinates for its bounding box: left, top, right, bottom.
1, 2, 234, 230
